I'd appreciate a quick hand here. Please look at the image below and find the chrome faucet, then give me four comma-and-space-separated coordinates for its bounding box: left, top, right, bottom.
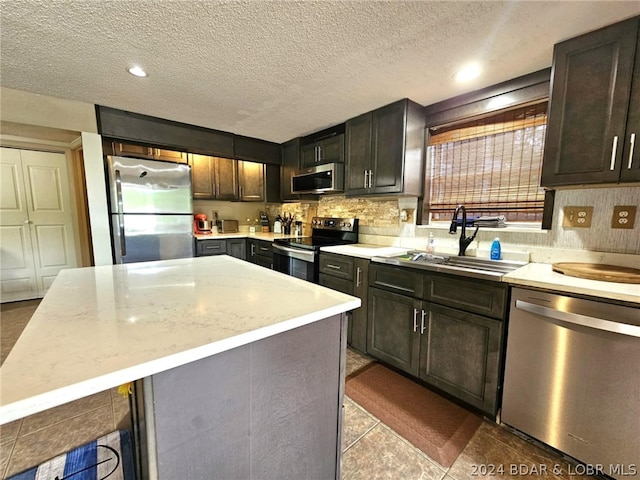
449, 205, 479, 256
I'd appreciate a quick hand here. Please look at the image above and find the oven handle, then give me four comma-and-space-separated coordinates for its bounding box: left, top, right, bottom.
515, 300, 640, 338
272, 243, 315, 263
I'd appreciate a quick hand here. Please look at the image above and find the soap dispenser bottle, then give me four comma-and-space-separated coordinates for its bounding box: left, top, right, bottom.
490, 237, 501, 260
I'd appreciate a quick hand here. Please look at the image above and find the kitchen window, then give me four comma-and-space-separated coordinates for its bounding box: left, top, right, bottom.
425, 102, 547, 224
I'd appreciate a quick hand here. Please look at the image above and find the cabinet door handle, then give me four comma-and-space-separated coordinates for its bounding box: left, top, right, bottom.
239, 185, 243, 198
420, 310, 426, 334
628, 133, 636, 169
413, 308, 419, 332
326, 264, 342, 270
610, 135, 619, 170
318, 145, 323, 163
251, 244, 255, 255
356, 267, 362, 287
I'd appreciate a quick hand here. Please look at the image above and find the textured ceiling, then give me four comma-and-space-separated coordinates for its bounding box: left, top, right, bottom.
1, 1, 639, 143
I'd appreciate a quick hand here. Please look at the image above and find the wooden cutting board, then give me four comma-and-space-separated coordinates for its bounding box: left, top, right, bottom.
552, 262, 640, 284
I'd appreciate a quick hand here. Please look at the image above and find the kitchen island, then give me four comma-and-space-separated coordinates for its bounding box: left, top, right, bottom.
0, 256, 360, 479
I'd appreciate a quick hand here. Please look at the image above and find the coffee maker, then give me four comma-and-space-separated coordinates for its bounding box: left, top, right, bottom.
194, 214, 213, 235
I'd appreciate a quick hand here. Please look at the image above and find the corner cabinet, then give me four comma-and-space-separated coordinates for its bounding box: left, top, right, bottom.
345, 99, 425, 196
541, 16, 640, 186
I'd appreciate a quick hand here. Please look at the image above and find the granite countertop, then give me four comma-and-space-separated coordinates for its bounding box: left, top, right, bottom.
503, 263, 640, 305
0, 257, 360, 425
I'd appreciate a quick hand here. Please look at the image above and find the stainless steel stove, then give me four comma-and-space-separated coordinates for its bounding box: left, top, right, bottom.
272, 217, 359, 283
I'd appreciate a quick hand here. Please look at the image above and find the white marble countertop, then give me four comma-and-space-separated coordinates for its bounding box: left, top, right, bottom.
0, 257, 360, 425
503, 263, 640, 305
319, 244, 409, 259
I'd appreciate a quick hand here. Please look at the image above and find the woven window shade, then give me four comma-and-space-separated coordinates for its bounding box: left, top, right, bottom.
427, 103, 547, 222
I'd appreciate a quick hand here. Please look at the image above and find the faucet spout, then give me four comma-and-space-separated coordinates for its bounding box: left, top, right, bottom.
448, 205, 479, 256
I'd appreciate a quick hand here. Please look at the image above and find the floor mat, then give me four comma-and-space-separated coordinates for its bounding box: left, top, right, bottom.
8, 430, 136, 480
345, 363, 481, 468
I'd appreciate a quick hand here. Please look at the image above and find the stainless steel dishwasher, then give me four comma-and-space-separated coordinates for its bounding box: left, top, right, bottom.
502, 287, 640, 479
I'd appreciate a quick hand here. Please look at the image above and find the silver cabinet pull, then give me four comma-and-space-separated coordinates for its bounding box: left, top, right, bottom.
251, 244, 255, 256
610, 135, 619, 170
356, 267, 362, 287
628, 133, 636, 169
326, 264, 342, 270
363, 169, 368, 188
367, 169, 373, 188
420, 310, 426, 334
413, 308, 419, 332
318, 145, 323, 163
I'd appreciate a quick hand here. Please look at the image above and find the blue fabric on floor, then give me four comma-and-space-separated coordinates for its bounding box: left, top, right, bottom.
8, 430, 135, 480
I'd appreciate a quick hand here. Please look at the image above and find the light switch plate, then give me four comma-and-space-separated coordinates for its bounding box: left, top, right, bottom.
562, 206, 593, 228
611, 205, 637, 229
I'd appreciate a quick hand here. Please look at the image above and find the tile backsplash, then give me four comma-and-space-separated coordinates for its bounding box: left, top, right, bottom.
198, 185, 639, 259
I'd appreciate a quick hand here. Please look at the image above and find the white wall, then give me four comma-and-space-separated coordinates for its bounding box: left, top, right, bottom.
81, 133, 111, 265
1, 87, 112, 265
0, 87, 98, 133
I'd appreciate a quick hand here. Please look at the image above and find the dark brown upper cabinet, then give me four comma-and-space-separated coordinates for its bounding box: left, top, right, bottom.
300, 134, 345, 169
189, 154, 238, 201
345, 99, 425, 196
541, 16, 640, 187
281, 138, 301, 201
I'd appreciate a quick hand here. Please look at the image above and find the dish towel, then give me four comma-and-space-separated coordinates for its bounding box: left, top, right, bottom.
8, 430, 136, 480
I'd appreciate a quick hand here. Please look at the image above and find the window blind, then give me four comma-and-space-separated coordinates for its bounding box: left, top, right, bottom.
427, 102, 547, 222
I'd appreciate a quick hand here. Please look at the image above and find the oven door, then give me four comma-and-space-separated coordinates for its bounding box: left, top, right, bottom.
272, 244, 317, 283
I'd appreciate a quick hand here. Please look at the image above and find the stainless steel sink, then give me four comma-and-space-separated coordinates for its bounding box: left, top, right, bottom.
371, 251, 527, 281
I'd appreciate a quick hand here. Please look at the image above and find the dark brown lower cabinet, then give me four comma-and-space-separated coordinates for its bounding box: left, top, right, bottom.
319, 253, 369, 352
226, 239, 246, 260
367, 264, 507, 418
418, 303, 502, 416
367, 287, 422, 375
247, 239, 273, 268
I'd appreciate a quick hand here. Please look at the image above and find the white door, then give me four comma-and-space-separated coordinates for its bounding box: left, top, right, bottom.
0, 147, 79, 302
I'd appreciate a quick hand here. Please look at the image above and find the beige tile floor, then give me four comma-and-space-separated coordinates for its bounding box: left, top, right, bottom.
342, 349, 596, 480
1, 301, 595, 480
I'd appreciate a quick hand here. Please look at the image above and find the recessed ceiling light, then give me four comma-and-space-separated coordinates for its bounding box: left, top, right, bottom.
455, 64, 481, 83
127, 66, 147, 78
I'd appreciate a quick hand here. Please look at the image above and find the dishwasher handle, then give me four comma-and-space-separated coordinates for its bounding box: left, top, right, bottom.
515, 300, 640, 338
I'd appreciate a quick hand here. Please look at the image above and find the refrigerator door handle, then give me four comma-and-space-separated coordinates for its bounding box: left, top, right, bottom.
115, 169, 127, 257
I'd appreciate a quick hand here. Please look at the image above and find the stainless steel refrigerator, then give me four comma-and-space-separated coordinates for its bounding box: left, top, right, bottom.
107, 156, 194, 264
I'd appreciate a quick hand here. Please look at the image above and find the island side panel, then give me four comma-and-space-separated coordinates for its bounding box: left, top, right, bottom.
145, 313, 345, 480
148, 345, 251, 479
250, 314, 344, 480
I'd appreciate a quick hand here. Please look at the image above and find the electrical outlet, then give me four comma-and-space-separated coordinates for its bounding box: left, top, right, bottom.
611, 205, 637, 229
562, 206, 593, 228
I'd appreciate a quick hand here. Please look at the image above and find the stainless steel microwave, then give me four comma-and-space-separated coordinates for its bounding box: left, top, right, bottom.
291, 163, 344, 194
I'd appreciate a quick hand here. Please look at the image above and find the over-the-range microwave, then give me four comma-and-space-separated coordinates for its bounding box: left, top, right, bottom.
291, 163, 344, 194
